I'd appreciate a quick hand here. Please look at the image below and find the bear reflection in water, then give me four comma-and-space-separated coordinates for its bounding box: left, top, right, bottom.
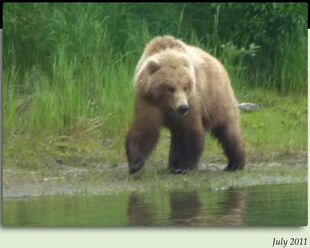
127, 191, 247, 226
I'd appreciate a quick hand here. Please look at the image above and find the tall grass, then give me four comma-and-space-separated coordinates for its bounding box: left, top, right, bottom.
3, 3, 307, 139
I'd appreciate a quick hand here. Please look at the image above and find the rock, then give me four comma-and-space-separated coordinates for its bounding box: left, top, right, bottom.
238, 103, 258, 112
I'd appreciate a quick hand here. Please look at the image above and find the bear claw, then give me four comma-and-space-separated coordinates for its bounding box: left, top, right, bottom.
169, 167, 188, 174
129, 160, 144, 174
224, 163, 241, 171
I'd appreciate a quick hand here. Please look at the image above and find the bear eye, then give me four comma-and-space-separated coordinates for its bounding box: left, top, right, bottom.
184, 86, 188, 91
167, 87, 175, 93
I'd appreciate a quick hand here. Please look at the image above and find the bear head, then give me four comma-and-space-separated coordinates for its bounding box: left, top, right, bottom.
135, 50, 196, 116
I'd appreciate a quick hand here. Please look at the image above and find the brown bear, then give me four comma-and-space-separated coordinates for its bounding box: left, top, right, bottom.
126, 35, 245, 174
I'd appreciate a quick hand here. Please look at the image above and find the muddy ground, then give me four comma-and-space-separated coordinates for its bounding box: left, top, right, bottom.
3, 154, 307, 198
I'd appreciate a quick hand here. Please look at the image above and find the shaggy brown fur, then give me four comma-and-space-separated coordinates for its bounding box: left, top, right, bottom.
126, 35, 245, 174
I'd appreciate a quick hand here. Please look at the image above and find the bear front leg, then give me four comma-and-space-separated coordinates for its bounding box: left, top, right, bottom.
126, 102, 162, 174
169, 124, 204, 174
212, 123, 245, 171
168, 131, 183, 174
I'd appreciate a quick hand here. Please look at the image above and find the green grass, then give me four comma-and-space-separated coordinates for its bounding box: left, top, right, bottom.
3, 89, 307, 170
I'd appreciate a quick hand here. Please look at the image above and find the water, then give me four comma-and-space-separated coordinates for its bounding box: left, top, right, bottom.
3, 183, 307, 227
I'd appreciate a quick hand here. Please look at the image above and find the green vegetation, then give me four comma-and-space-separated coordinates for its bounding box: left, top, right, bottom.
3, 3, 307, 171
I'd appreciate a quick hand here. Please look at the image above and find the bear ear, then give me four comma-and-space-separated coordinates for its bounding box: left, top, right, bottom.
146, 59, 160, 75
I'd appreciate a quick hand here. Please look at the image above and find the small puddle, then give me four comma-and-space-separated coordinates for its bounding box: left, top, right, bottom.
3, 183, 307, 227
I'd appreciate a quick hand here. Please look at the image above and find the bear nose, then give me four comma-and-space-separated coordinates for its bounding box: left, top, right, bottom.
178, 105, 189, 115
